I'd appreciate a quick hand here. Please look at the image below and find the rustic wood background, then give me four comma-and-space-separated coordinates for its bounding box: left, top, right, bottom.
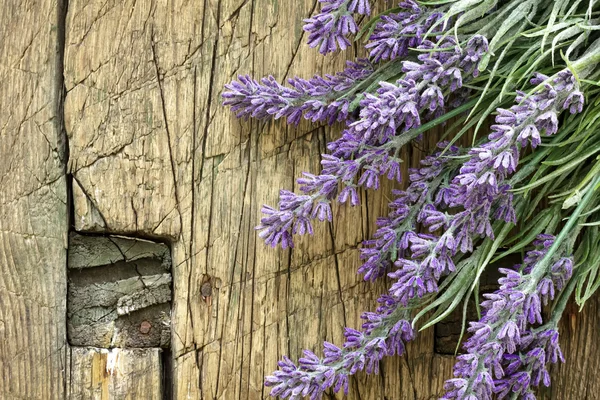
2, 0, 600, 398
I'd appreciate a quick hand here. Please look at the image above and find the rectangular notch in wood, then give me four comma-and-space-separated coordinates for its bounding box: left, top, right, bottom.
67, 233, 172, 348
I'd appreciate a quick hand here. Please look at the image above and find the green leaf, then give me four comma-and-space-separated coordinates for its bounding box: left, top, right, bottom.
554, 26, 586, 64
579, 220, 600, 226
581, 78, 600, 86
419, 283, 470, 330
577, 22, 600, 30
541, 0, 570, 53
473, 0, 521, 38
566, 31, 590, 59
488, 0, 534, 54
580, 202, 600, 217
454, 0, 497, 34
522, 21, 579, 39
514, 142, 600, 194
573, 36, 600, 73
490, 210, 555, 263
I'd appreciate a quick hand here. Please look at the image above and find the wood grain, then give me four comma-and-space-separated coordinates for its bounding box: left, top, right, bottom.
56, 0, 600, 399
67, 233, 172, 348
0, 0, 68, 399
67, 347, 162, 400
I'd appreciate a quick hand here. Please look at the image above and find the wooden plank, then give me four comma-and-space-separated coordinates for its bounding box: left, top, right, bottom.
68, 347, 162, 399
0, 0, 68, 399
62, 0, 600, 399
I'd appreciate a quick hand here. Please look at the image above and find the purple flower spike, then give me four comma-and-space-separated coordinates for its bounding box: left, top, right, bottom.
444, 235, 572, 399
223, 59, 374, 125
450, 69, 584, 248
351, 79, 421, 143
366, 1, 444, 62
304, 0, 371, 54
360, 142, 459, 282
265, 308, 415, 399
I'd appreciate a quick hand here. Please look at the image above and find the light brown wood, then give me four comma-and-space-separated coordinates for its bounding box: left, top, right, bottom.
0, 1, 68, 399
1, 0, 599, 398
67, 347, 162, 400
62, 0, 600, 398
539, 293, 600, 400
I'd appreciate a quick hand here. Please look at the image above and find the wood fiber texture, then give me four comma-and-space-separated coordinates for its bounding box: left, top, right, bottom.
1, 0, 599, 399
0, 1, 69, 399
67, 233, 172, 348
67, 347, 162, 399
62, 0, 459, 397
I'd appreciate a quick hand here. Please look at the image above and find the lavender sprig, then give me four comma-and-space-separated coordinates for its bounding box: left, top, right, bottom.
360, 143, 459, 281
331, 35, 488, 151
304, 0, 371, 54
222, 59, 374, 125
256, 134, 412, 249
493, 327, 564, 399
449, 70, 584, 244
366, 1, 445, 62
256, 35, 489, 249
443, 236, 573, 399
266, 297, 414, 400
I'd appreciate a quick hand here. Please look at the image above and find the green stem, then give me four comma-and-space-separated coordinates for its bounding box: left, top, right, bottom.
572, 37, 600, 73
527, 174, 600, 287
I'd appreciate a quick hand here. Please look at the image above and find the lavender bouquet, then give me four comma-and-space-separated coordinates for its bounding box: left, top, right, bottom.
223, 0, 600, 398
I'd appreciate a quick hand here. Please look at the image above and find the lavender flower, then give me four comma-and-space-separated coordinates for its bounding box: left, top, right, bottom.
222, 59, 374, 125
360, 143, 458, 281
366, 1, 444, 62
443, 235, 572, 399
265, 304, 414, 399
255, 139, 404, 249
255, 35, 489, 249
304, 0, 370, 54
387, 207, 476, 304
449, 69, 584, 246
494, 328, 564, 399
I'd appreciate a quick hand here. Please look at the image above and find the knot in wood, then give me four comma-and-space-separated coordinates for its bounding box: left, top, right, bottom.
139, 320, 152, 334
201, 282, 212, 297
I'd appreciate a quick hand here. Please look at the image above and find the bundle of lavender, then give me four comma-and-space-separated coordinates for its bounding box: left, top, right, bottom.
222, 1, 600, 398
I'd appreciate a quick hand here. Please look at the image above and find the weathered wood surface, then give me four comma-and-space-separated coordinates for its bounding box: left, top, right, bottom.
1, 0, 600, 399
61, 0, 600, 399
0, 1, 68, 399
62, 0, 459, 397
68, 233, 172, 348
67, 347, 162, 399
